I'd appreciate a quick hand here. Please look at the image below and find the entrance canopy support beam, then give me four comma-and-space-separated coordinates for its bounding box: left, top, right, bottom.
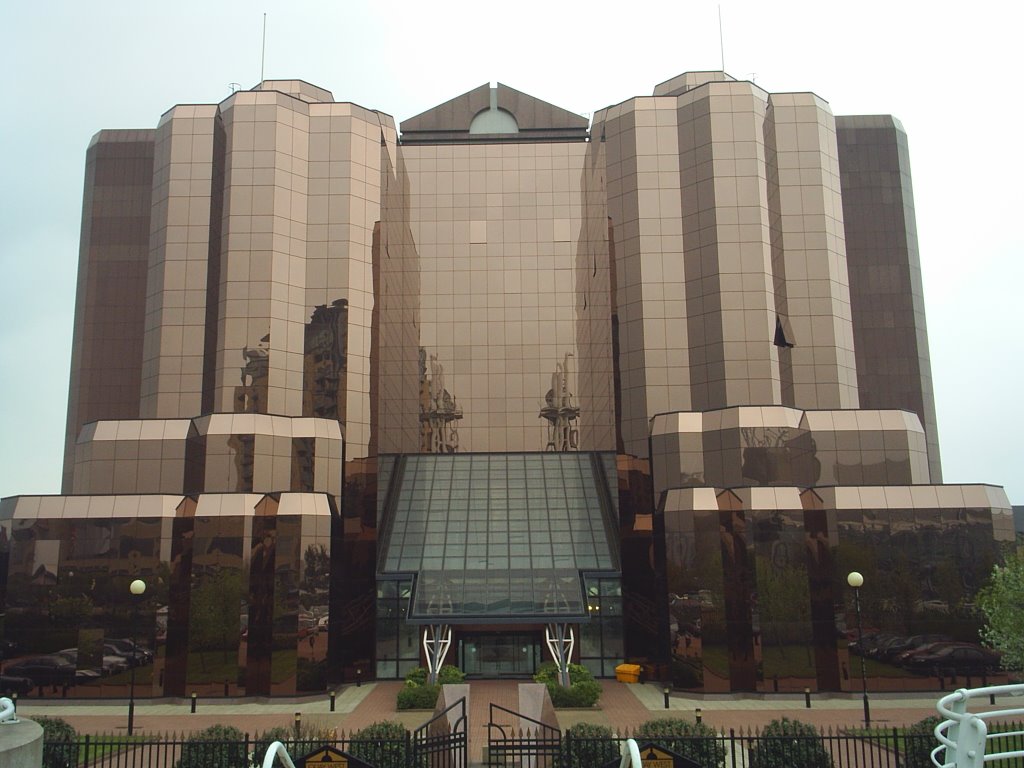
545, 622, 574, 687
423, 623, 452, 685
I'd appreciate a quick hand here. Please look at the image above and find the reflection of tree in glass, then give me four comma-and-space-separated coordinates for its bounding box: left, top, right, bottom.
188, 568, 242, 669
48, 595, 93, 626
755, 558, 810, 659
303, 544, 329, 593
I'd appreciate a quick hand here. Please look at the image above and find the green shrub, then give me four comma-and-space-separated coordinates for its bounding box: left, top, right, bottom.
901, 716, 942, 768
349, 721, 410, 768
533, 661, 601, 708
397, 683, 440, 709
549, 679, 601, 707
37, 716, 77, 768
635, 717, 726, 768
251, 723, 334, 766
561, 722, 619, 768
748, 718, 832, 768
405, 666, 428, 686
177, 724, 247, 768
404, 665, 464, 686
398, 665, 464, 708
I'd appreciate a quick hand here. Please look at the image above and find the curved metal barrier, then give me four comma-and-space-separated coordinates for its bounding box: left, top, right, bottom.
0, 697, 17, 724
261, 740, 297, 768
933, 683, 1024, 767
619, 738, 641, 767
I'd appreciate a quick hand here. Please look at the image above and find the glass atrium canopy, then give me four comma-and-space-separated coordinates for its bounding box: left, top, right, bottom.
378, 452, 619, 623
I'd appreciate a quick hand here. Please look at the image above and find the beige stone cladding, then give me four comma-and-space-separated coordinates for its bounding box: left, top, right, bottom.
401, 140, 591, 452
837, 115, 941, 482
140, 104, 219, 420
595, 94, 692, 458
676, 80, 782, 412
70, 415, 342, 504
63, 130, 155, 492
574, 135, 616, 451
650, 406, 930, 495
374, 128, 423, 455
305, 98, 391, 459
766, 93, 857, 409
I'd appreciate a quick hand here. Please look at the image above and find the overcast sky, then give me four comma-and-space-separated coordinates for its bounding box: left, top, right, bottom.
1, 0, 1021, 503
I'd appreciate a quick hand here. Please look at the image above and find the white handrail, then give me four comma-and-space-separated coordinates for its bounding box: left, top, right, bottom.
619, 737, 642, 767
932, 683, 1024, 768
0, 696, 17, 724
261, 741, 297, 768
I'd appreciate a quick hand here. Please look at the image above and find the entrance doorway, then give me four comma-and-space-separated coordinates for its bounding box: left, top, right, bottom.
458, 631, 543, 677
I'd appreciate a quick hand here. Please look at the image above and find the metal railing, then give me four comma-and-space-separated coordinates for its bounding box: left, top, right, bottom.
261, 742, 297, 768
933, 683, 1024, 768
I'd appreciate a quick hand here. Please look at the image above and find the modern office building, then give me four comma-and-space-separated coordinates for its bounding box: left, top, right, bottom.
0, 72, 1012, 697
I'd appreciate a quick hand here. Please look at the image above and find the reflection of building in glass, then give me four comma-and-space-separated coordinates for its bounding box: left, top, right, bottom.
418, 351, 462, 454
0, 73, 1013, 698
540, 353, 580, 452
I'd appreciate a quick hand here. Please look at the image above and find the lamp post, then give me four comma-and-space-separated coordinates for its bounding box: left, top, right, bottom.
847, 571, 870, 727
128, 578, 146, 735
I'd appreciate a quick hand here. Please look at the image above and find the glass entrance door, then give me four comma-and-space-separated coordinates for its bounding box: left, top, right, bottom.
459, 631, 543, 677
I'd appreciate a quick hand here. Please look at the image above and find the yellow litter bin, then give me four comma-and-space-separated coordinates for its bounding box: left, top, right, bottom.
615, 663, 641, 683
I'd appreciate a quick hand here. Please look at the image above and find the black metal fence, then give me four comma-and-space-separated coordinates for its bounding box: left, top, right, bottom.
489, 722, 1024, 768
45, 732, 440, 768
42, 720, 1024, 768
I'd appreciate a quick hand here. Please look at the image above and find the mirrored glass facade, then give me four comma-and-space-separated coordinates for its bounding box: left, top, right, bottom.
0, 72, 1012, 696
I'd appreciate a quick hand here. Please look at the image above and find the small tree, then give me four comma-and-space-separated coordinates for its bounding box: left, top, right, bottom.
561, 722, 620, 768
534, 662, 601, 708
748, 718, 832, 768
36, 716, 77, 768
177, 724, 247, 768
977, 551, 1024, 675
635, 717, 726, 768
348, 721, 410, 768
900, 715, 942, 768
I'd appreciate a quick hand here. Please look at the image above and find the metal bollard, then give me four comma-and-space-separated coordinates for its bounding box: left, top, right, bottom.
663, 686, 670, 709
294, 712, 301, 739
805, 687, 812, 708
330, 691, 336, 712
695, 707, 702, 724
356, 668, 362, 687
191, 692, 197, 713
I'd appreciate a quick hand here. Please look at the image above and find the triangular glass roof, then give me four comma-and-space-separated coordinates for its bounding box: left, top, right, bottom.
378, 452, 619, 623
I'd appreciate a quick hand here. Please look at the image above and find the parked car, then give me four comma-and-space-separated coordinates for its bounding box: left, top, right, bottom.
3, 656, 76, 687
0, 673, 35, 695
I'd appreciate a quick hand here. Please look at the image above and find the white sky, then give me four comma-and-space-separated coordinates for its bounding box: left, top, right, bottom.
1, 0, 1021, 503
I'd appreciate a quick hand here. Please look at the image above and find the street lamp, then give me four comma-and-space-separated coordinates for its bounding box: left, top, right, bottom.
128, 578, 146, 735
847, 571, 870, 727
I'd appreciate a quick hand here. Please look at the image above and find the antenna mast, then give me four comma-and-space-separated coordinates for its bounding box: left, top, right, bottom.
718, 5, 725, 72
260, 13, 267, 83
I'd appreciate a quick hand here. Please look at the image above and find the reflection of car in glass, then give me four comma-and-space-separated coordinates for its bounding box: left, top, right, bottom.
906, 645, 1001, 675
876, 634, 952, 663
57, 648, 129, 676
4, 656, 76, 686
0, 673, 35, 695
895, 641, 974, 666
103, 639, 153, 666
